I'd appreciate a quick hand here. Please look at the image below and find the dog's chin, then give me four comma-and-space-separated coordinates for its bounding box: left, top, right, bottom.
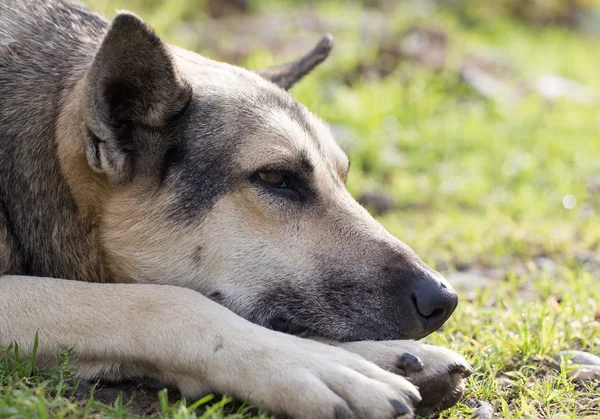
267, 316, 359, 341
266, 316, 421, 342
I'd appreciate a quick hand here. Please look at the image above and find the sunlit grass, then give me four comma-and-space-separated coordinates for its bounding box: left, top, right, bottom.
427, 264, 600, 417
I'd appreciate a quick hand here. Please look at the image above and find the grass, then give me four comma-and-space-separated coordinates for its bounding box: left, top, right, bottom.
0, 336, 258, 418
2, 0, 600, 417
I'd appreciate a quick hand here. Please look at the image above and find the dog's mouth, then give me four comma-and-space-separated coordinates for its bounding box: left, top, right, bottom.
265, 315, 396, 342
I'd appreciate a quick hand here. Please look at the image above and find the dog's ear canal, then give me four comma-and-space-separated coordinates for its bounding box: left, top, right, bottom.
254, 34, 333, 90
83, 12, 192, 185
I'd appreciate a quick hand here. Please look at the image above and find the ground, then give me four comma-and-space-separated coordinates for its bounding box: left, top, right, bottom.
1, 0, 600, 418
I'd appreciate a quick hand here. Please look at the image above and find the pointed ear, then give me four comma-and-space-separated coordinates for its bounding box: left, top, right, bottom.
83, 12, 192, 185
254, 34, 333, 90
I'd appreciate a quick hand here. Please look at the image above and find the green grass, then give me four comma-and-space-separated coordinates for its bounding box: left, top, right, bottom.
433, 263, 600, 417
0, 336, 262, 418
3, 0, 600, 417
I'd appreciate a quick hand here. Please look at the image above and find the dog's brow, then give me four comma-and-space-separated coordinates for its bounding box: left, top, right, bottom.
299, 150, 315, 172
244, 146, 314, 174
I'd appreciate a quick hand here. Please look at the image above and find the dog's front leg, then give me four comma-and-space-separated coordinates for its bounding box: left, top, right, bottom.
315, 338, 471, 415
0, 276, 422, 419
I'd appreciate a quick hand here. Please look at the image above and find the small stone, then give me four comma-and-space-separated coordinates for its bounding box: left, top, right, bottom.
464, 398, 479, 408
471, 401, 493, 419
567, 365, 600, 382
555, 350, 600, 366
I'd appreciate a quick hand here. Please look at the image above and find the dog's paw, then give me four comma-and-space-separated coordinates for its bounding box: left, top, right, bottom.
175, 332, 422, 419
338, 340, 471, 415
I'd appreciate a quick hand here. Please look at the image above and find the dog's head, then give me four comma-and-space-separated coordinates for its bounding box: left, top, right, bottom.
81, 13, 457, 341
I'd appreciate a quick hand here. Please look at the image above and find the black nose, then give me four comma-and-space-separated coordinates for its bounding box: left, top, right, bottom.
410, 274, 458, 334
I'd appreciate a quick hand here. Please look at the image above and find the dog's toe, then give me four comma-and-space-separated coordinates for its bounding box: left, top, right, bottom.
449, 362, 473, 378
407, 347, 470, 415
337, 340, 470, 415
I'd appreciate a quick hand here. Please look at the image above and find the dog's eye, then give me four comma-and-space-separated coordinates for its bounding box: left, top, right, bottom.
254, 170, 303, 201
258, 171, 288, 188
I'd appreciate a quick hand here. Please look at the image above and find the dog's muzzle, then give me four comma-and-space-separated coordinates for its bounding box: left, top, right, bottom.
256, 262, 459, 342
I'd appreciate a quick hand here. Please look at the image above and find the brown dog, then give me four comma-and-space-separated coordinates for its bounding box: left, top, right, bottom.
0, 1, 470, 417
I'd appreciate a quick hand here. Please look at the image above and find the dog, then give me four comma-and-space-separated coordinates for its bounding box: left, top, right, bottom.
0, 1, 471, 417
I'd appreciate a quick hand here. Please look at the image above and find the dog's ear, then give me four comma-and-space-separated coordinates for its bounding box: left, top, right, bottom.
83, 12, 192, 185
254, 34, 333, 90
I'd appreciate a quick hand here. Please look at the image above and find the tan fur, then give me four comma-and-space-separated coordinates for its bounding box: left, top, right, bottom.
56, 78, 109, 226
100, 184, 208, 286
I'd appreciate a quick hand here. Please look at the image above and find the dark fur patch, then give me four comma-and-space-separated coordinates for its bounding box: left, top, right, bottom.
254, 248, 452, 342
165, 99, 241, 221
190, 245, 203, 265
164, 84, 321, 221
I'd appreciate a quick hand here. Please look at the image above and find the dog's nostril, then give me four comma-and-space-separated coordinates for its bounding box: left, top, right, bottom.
411, 289, 455, 320
412, 293, 444, 318
428, 307, 444, 319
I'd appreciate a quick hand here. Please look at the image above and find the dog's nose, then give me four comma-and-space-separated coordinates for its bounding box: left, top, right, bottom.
410, 273, 458, 334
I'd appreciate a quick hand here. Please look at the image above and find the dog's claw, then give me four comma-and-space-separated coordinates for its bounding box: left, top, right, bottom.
389, 399, 411, 416
449, 362, 472, 378
406, 389, 422, 405
397, 352, 424, 373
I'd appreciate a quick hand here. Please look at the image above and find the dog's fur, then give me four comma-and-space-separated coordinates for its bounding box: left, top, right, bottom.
0, 1, 471, 417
